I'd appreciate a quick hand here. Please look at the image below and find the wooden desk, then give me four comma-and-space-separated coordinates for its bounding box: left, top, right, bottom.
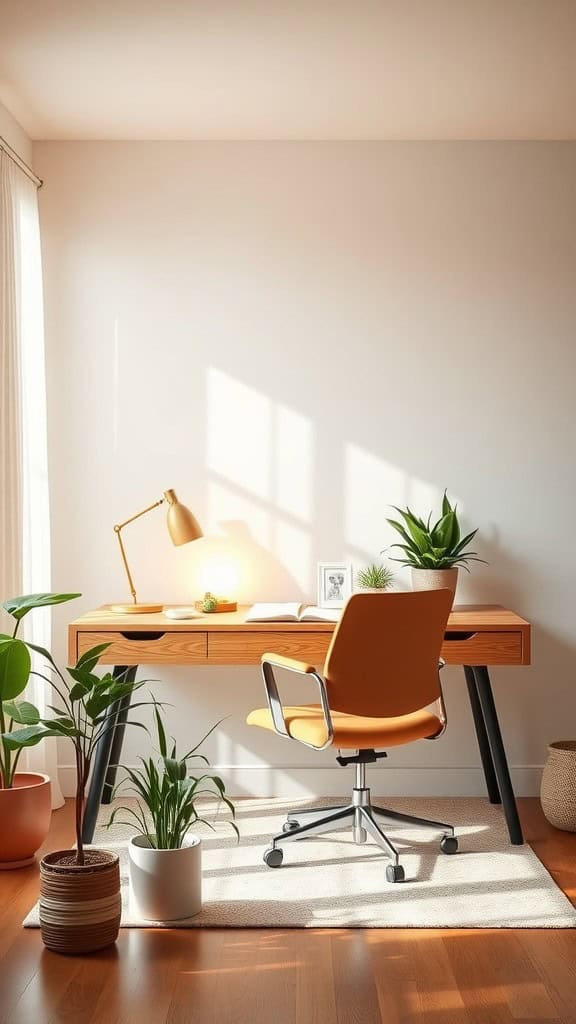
70, 604, 531, 846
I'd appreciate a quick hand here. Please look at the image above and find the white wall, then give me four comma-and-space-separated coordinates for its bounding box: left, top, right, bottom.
0, 100, 32, 164
34, 141, 576, 798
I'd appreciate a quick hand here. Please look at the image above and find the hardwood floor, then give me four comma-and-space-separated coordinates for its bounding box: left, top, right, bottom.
1, 799, 576, 1024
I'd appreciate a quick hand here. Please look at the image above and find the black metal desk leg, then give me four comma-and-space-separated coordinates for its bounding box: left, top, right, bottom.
82, 665, 135, 844
102, 666, 137, 803
464, 665, 501, 804
472, 665, 524, 845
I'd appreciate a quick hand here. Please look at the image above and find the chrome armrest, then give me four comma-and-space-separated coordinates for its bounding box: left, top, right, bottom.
261, 654, 334, 751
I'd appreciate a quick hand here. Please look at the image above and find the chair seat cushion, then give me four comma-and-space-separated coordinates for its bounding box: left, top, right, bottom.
246, 704, 443, 749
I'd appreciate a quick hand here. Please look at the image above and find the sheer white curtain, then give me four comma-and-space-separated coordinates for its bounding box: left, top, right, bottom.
0, 149, 63, 808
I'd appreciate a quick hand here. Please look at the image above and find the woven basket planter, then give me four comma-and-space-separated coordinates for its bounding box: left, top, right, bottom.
411, 567, 458, 599
39, 849, 121, 954
540, 741, 576, 832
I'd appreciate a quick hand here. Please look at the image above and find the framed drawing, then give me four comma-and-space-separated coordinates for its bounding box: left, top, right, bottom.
317, 562, 353, 609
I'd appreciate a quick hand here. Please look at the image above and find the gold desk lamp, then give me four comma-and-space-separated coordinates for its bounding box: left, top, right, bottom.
110, 489, 203, 614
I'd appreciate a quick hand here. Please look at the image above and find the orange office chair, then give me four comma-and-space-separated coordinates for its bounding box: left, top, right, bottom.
247, 589, 457, 882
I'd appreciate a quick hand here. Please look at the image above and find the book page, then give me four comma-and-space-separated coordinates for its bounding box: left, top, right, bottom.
245, 602, 303, 622
299, 605, 341, 622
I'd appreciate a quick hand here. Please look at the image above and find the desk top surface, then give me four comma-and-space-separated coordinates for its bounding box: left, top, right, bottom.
69, 603, 530, 634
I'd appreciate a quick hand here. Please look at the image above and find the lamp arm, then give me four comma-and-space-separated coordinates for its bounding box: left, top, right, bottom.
113, 498, 165, 605
114, 498, 164, 531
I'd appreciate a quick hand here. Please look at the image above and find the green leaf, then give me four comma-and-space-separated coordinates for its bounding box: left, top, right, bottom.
154, 701, 167, 757
431, 511, 458, 552
441, 490, 452, 517
69, 681, 92, 701
2, 700, 40, 725
1, 724, 61, 750
0, 637, 31, 701
1, 592, 81, 622
75, 643, 111, 673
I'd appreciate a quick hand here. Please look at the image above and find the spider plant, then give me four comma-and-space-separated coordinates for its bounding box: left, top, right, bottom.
385, 491, 485, 571
355, 563, 395, 590
107, 703, 238, 849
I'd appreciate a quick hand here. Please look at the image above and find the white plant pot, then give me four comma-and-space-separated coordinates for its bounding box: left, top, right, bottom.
358, 588, 389, 594
128, 834, 201, 921
410, 567, 458, 598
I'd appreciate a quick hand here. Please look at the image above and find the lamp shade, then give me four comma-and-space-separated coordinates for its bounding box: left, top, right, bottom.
164, 489, 203, 546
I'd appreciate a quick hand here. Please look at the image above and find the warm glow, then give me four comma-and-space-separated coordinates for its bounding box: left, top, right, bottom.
200, 560, 239, 599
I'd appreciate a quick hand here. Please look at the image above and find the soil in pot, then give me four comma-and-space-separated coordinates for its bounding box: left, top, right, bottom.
40, 849, 121, 954
0, 772, 52, 869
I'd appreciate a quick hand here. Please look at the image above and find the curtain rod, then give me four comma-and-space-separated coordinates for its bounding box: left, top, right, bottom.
0, 134, 43, 188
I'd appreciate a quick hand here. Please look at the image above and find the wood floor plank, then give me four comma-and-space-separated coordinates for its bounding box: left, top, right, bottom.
1, 798, 576, 1024
331, 930, 382, 1024
295, 930, 338, 1024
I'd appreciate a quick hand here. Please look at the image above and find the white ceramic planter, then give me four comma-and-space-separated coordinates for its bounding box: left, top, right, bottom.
128, 834, 202, 921
411, 567, 458, 598
358, 587, 389, 594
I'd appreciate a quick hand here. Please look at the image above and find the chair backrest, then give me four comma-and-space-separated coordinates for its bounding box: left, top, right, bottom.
323, 590, 453, 718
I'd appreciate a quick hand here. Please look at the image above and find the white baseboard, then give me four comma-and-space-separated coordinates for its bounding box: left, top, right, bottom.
57, 763, 543, 799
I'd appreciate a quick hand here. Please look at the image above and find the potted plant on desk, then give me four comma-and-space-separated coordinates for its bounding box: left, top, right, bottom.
2, 637, 150, 953
107, 703, 237, 922
0, 592, 80, 869
355, 562, 395, 593
386, 491, 485, 599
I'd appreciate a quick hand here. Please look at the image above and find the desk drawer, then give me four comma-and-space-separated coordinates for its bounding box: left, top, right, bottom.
440, 631, 523, 665
208, 632, 330, 666
76, 631, 208, 665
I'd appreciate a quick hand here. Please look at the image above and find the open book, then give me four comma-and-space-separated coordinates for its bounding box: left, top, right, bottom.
246, 602, 341, 623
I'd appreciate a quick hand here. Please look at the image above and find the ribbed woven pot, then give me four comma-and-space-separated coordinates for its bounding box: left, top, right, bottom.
540, 741, 576, 832
411, 568, 458, 599
39, 850, 121, 954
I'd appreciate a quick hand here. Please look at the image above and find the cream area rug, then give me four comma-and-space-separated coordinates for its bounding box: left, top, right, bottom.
24, 797, 576, 929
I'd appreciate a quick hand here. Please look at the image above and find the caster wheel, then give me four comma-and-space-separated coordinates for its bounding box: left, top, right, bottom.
440, 835, 458, 855
282, 820, 300, 833
386, 863, 405, 883
263, 847, 284, 868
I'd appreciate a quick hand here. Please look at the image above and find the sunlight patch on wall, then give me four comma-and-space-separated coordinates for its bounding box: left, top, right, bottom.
344, 443, 408, 560
207, 369, 271, 500
274, 404, 313, 522
204, 368, 314, 599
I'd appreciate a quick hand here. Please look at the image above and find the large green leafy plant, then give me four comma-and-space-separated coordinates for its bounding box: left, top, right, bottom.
108, 703, 238, 849
0, 593, 80, 789
386, 491, 485, 571
1, 598, 151, 864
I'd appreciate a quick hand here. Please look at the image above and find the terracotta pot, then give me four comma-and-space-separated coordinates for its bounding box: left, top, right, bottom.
39, 849, 121, 954
411, 568, 458, 600
0, 772, 52, 869
540, 741, 576, 832
129, 834, 202, 921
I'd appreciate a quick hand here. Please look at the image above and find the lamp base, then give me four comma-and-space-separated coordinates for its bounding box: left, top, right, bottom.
109, 603, 164, 614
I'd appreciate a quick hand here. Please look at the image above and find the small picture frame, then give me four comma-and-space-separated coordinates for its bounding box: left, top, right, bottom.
317, 562, 353, 609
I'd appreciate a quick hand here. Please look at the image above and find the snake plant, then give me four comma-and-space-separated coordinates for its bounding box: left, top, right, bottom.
385, 491, 485, 571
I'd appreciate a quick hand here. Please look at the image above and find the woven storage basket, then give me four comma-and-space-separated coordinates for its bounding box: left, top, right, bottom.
540, 741, 576, 832
39, 850, 121, 954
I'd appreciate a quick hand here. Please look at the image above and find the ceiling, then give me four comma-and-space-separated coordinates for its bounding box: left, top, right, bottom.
1, 0, 576, 141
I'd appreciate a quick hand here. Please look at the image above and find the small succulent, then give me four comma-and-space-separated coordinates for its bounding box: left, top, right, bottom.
355, 563, 395, 591
385, 491, 485, 571
202, 592, 218, 613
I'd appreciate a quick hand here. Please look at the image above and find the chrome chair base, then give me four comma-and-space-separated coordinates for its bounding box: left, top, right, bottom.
262, 762, 457, 880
